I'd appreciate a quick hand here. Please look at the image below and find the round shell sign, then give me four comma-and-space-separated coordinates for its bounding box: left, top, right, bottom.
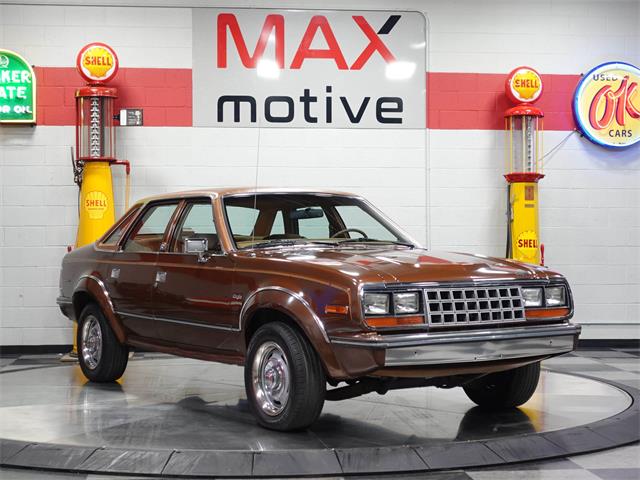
506, 66, 543, 104
76, 42, 119, 84
573, 62, 640, 149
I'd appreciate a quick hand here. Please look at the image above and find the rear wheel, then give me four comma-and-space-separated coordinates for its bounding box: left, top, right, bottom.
463, 362, 541, 409
245, 322, 325, 431
77, 303, 129, 382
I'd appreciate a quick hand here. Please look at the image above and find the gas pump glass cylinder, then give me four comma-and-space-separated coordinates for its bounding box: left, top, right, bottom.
509, 116, 540, 174
77, 96, 115, 161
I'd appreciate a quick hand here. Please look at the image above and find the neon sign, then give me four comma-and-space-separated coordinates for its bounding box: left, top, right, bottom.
0, 49, 36, 124
573, 62, 640, 149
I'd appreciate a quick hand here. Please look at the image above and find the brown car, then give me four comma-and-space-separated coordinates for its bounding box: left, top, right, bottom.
57, 188, 580, 431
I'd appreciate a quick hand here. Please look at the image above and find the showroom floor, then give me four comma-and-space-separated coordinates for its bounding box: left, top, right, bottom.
0, 348, 638, 480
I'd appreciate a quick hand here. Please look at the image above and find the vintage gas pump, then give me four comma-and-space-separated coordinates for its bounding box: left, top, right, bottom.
73, 42, 130, 247
504, 67, 545, 265
65, 43, 130, 359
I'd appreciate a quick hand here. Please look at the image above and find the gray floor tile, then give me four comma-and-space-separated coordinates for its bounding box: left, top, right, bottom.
569, 444, 640, 469
576, 350, 638, 359
467, 469, 603, 479
0, 467, 88, 479
467, 458, 582, 471
590, 468, 640, 480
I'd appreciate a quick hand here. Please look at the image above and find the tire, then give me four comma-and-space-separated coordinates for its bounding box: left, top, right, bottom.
77, 303, 129, 382
463, 362, 541, 409
245, 322, 326, 431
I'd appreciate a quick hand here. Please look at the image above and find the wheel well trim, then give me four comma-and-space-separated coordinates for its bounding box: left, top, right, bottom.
73, 274, 126, 343
74, 274, 115, 313
240, 286, 330, 343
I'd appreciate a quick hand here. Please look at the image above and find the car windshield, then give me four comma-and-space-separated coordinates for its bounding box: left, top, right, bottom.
223, 193, 413, 250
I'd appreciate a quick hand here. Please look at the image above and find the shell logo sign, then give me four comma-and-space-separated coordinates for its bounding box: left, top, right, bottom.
516, 230, 539, 259
506, 67, 543, 104
84, 191, 108, 219
573, 62, 640, 149
76, 42, 119, 84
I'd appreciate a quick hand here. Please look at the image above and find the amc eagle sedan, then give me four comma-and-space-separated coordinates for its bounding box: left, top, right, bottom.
58, 188, 580, 431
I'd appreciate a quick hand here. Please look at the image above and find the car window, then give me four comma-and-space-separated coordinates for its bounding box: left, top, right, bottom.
335, 205, 396, 240
174, 203, 220, 253
226, 205, 258, 236
223, 194, 409, 249
100, 206, 140, 246
271, 211, 285, 235
123, 203, 178, 253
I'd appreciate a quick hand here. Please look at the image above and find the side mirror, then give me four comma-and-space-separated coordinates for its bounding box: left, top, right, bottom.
184, 238, 210, 263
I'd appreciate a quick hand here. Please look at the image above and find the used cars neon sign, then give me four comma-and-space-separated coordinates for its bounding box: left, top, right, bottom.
573, 62, 640, 149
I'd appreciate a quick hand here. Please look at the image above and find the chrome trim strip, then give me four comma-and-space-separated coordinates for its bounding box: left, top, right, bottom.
116, 310, 239, 332
75, 274, 115, 312
240, 286, 330, 343
383, 333, 576, 366
329, 323, 581, 349
56, 297, 73, 305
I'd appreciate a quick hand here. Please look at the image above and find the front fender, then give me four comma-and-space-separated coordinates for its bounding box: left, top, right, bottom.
240, 287, 351, 378
73, 274, 126, 344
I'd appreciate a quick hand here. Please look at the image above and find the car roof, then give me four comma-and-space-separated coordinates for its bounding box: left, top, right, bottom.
135, 187, 359, 205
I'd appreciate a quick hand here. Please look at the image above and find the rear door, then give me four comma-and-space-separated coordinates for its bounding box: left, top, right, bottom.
107, 201, 180, 339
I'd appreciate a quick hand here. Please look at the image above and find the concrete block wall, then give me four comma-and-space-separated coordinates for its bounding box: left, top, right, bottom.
1, 0, 639, 345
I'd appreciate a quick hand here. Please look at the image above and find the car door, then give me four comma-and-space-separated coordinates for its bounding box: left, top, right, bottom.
107, 201, 180, 339
152, 199, 239, 352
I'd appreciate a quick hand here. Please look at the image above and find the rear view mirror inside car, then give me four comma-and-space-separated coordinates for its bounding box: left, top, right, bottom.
290, 207, 324, 220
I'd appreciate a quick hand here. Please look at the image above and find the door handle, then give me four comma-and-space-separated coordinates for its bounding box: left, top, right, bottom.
155, 271, 167, 284
110, 268, 120, 280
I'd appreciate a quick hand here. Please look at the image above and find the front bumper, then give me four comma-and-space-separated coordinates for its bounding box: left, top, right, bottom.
330, 323, 581, 367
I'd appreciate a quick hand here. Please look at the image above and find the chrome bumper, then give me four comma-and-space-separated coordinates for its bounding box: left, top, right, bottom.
330, 323, 581, 367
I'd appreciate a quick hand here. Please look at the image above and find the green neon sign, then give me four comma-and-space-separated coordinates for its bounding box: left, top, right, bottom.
0, 49, 36, 124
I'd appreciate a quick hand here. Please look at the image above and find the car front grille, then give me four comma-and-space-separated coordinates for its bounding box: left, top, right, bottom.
424, 285, 525, 327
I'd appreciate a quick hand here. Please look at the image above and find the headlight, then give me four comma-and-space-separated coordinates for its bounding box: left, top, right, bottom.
363, 293, 390, 315
394, 292, 419, 314
545, 286, 566, 306
521, 287, 543, 307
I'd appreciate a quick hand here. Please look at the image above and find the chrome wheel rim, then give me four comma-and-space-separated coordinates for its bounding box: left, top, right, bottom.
81, 315, 102, 370
252, 341, 290, 416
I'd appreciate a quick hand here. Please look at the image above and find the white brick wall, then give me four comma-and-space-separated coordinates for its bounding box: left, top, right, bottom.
1, 0, 639, 344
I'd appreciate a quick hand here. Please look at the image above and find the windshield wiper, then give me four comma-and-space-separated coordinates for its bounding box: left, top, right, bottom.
244, 239, 333, 249
335, 238, 415, 248
245, 239, 300, 249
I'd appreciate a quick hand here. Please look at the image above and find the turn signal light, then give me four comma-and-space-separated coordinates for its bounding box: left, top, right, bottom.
325, 305, 349, 315
526, 307, 570, 319
365, 315, 424, 328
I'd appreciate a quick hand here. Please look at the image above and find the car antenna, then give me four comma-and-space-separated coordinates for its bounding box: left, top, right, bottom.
251, 119, 262, 246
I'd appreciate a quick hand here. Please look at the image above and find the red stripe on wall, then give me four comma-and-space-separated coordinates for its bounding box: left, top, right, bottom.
33, 67, 192, 127
32, 67, 579, 130
427, 72, 580, 131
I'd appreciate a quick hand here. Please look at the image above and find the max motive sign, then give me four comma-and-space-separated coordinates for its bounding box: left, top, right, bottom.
193, 9, 426, 128
0, 49, 36, 123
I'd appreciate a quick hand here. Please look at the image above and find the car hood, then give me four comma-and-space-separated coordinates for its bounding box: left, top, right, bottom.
248, 246, 558, 285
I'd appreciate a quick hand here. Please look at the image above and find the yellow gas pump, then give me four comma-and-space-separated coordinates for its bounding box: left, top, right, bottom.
63, 43, 130, 360
504, 67, 545, 265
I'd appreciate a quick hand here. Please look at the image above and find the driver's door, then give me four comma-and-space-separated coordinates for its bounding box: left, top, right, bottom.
152, 199, 238, 351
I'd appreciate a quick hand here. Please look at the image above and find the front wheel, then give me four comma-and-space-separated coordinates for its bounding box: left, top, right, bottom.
463, 362, 541, 409
245, 322, 325, 431
77, 303, 129, 382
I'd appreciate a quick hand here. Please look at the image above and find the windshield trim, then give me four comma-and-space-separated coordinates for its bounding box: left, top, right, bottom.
220, 192, 420, 252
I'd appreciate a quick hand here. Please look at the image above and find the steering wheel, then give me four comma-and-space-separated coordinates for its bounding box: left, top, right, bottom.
331, 228, 368, 239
